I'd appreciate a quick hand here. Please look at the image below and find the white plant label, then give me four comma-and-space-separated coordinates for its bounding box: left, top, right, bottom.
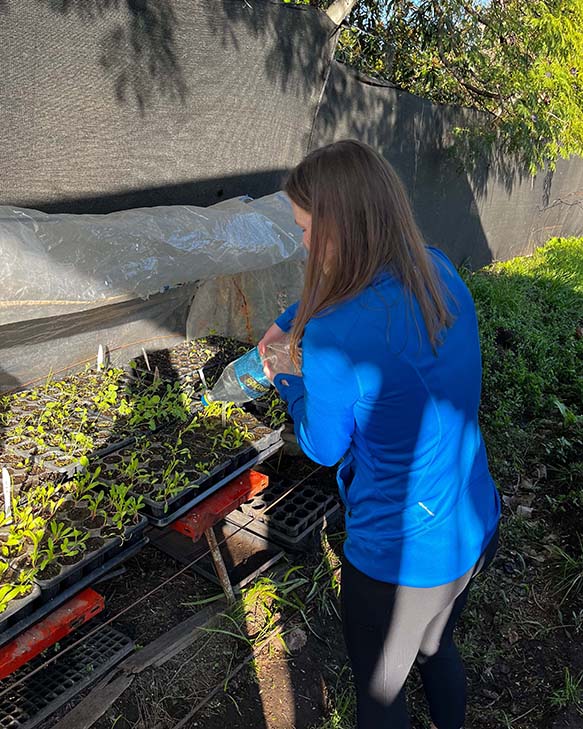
97, 344, 105, 370
142, 347, 151, 371
198, 368, 208, 390
2, 467, 12, 522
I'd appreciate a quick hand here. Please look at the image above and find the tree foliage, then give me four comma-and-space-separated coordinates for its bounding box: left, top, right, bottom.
285, 0, 583, 173
335, 0, 583, 173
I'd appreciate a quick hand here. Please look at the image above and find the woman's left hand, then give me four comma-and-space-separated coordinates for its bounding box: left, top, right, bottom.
262, 356, 291, 386
260, 338, 300, 384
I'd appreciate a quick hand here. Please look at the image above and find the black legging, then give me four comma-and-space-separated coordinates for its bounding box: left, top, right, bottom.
341, 530, 498, 729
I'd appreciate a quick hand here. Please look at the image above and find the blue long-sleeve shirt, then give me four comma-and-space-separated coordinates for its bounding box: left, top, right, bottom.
273, 247, 500, 587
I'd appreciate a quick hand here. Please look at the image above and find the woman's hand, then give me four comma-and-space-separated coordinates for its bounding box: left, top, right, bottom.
263, 357, 286, 385
257, 322, 287, 357
258, 322, 299, 384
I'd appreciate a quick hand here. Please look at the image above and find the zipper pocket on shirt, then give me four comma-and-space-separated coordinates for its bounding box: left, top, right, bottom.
336, 454, 355, 513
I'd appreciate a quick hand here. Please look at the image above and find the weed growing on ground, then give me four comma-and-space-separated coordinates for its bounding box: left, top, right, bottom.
550, 668, 583, 713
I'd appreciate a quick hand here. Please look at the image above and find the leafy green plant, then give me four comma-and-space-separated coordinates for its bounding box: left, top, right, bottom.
211, 423, 252, 451
33, 533, 60, 572
334, 0, 583, 174
118, 381, 192, 430
24, 481, 65, 518
80, 490, 107, 521
59, 528, 89, 561
0, 566, 36, 614
265, 394, 288, 428
193, 458, 216, 476
153, 468, 191, 510
465, 238, 583, 489
1, 506, 45, 560
67, 467, 105, 502
108, 483, 144, 533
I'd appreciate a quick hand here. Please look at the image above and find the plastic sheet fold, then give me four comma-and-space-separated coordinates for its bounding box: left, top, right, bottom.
0, 193, 303, 326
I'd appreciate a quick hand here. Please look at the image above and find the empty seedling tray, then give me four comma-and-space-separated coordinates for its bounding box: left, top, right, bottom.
0, 623, 134, 729
226, 479, 340, 550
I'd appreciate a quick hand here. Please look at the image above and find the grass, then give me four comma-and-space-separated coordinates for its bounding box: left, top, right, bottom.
550, 668, 583, 713
466, 237, 582, 492
308, 237, 583, 729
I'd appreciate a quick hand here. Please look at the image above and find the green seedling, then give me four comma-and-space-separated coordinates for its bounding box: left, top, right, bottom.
59, 528, 89, 560
154, 468, 191, 511
68, 467, 105, 502
266, 394, 288, 428
24, 482, 65, 517
0, 567, 36, 614
108, 483, 144, 534
80, 490, 107, 521
211, 423, 252, 451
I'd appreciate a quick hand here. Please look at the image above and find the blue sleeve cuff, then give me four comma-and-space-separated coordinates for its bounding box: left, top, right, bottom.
273, 373, 304, 417
274, 301, 299, 333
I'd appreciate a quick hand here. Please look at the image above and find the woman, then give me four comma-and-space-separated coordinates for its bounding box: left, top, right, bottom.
259, 139, 500, 729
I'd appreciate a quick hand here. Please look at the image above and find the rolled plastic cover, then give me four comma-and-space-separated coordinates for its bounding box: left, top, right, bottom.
0, 192, 304, 325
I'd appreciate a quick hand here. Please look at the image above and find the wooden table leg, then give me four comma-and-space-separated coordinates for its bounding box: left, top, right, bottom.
204, 526, 236, 604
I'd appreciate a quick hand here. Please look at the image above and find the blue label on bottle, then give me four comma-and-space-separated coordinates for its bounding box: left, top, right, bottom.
233, 349, 271, 400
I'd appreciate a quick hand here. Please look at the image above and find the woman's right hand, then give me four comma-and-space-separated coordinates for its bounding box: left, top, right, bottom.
257, 322, 287, 357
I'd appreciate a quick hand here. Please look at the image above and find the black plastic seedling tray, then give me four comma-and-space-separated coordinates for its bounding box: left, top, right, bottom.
227, 505, 340, 551
0, 585, 42, 636
0, 536, 148, 648
144, 438, 284, 528
6, 433, 134, 479
136, 458, 234, 521
226, 479, 341, 551
0, 623, 134, 729
33, 515, 148, 601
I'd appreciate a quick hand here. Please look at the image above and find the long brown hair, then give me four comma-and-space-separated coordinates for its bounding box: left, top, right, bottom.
284, 139, 454, 366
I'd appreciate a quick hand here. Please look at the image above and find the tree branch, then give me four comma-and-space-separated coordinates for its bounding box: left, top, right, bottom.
326, 0, 359, 26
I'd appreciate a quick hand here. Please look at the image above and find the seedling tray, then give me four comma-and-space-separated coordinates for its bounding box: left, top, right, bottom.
33, 516, 148, 601
130, 337, 252, 381
226, 480, 340, 551
0, 537, 147, 648
144, 439, 284, 528
0, 585, 42, 635
0, 623, 134, 729
6, 432, 134, 479
0, 454, 56, 503
134, 459, 233, 521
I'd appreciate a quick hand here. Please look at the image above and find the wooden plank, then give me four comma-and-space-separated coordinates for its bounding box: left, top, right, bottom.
120, 599, 227, 674
51, 602, 225, 729
51, 673, 134, 729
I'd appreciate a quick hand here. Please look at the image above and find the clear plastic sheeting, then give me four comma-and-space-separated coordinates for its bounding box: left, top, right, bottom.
186, 259, 305, 345
0, 193, 303, 326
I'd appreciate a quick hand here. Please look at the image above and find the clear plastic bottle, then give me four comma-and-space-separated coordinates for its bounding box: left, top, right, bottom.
201, 347, 269, 405
201, 342, 296, 405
